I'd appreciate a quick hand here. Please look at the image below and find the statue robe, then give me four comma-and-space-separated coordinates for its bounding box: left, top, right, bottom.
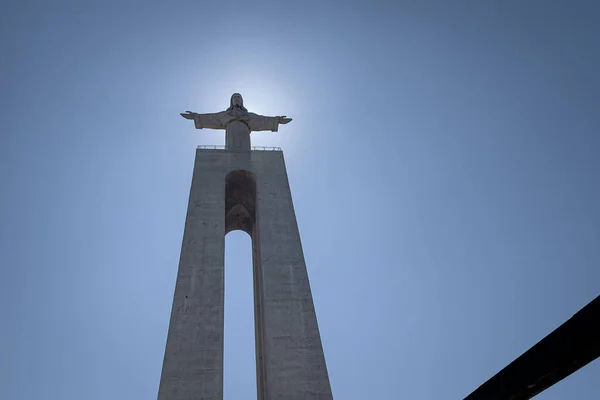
192, 109, 281, 150
192, 110, 282, 132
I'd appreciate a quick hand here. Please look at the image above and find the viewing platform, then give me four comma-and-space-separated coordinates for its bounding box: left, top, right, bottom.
196, 145, 282, 152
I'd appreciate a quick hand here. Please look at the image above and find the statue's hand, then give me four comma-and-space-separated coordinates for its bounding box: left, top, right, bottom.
278, 116, 292, 124
180, 111, 196, 120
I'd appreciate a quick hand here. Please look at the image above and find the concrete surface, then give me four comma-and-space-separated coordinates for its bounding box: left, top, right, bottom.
157, 148, 333, 400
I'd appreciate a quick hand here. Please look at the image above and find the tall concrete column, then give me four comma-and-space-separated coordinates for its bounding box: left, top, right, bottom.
158, 148, 332, 399
254, 156, 333, 398
157, 155, 226, 400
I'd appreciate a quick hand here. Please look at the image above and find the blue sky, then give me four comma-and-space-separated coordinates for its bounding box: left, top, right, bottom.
1, 1, 599, 399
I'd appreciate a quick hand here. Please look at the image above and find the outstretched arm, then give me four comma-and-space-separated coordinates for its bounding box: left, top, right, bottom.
247, 113, 292, 132
180, 111, 226, 130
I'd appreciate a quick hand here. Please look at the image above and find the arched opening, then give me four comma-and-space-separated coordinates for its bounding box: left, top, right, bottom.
225, 170, 256, 235
224, 169, 258, 399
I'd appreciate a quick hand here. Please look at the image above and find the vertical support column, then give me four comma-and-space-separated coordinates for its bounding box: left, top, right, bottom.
255, 155, 333, 399
158, 155, 226, 400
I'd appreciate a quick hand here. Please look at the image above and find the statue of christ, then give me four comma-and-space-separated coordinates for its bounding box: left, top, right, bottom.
181, 93, 292, 150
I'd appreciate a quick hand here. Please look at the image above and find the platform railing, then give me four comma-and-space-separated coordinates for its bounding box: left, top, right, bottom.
196, 145, 282, 151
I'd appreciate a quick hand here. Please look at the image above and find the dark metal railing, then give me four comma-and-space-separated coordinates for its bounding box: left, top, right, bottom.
196, 145, 282, 151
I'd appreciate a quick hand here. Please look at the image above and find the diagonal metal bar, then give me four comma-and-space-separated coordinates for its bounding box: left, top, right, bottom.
464, 295, 600, 400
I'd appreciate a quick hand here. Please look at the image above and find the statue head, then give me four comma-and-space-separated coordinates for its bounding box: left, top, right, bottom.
227, 93, 247, 112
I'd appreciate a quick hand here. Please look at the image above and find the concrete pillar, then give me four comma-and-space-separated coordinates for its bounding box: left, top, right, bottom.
158, 148, 332, 400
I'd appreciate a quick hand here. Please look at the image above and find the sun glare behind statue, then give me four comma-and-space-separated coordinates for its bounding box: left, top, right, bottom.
235, 68, 305, 157
183, 49, 311, 163
194, 70, 301, 151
